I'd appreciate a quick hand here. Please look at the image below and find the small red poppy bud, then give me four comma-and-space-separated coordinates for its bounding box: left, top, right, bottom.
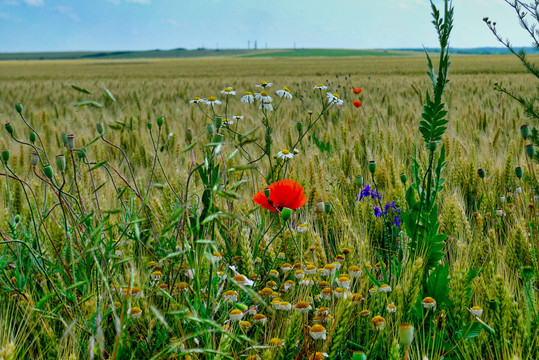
353, 100, 362, 108
353, 88, 362, 95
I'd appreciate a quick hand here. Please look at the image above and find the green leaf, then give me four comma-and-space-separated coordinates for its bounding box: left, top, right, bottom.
104, 87, 116, 102
74, 101, 103, 108
71, 84, 91, 94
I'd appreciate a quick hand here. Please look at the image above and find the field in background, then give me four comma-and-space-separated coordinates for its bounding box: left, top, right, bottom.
0, 54, 537, 359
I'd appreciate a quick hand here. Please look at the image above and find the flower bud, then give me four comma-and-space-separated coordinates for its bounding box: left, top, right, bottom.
5, 123, 14, 135
400, 173, 407, 185
30, 151, 39, 167
55, 154, 66, 173
29, 131, 37, 143
399, 323, 414, 346
185, 129, 193, 144
526, 144, 535, 158
355, 175, 364, 186
206, 124, 214, 136
477, 168, 486, 179
264, 188, 271, 199
156, 116, 164, 128
1, 150, 10, 163
280, 207, 292, 221
147, 122, 153, 131
96, 123, 104, 135
66, 134, 75, 150
368, 160, 376, 174
15, 103, 23, 114
214, 117, 222, 129
515, 166, 523, 179
296, 121, 303, 133
520, 125, 529, 140
14, 214, 20, 224
315, 200, 325, 213
43, 165, 54, 179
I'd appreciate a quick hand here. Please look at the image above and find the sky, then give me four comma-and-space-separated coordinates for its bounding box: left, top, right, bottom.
0, 0, 534, 52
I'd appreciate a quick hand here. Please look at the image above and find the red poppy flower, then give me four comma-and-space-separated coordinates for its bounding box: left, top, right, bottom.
253, 179, 306, 213
353, 100, 362, 108
353, 88, 362, 94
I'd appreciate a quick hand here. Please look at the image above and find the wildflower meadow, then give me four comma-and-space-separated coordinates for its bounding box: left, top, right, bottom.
0, 1, 538, 359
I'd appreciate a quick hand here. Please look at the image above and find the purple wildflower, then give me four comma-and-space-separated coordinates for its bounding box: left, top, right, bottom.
373, 206, 382, 218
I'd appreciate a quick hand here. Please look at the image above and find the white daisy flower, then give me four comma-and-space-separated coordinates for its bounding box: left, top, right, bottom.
221, 87, 236, 96
326, 92, 344, 105
278, 149, 294, 160
309, 325, 327, 340
470, 306, 483, 317
297, 224, 308, 233
241, 92, 255, 103
233, 115, 244, 121
205, 96, 222, 106
276, 87, 293, 99
259, 102, 273, 111
222, 119, 233, 126
128, 307, 143, 319
379, 284, 392, 293
255, 81, 272, 88
314, 83, 328, 90
189, 96, 203, 104
255, 91, 273, 103
299, 278, 315, 286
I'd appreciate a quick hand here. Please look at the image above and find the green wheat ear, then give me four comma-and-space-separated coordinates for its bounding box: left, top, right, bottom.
327, 302, 353, 359
278, 314, 302, 360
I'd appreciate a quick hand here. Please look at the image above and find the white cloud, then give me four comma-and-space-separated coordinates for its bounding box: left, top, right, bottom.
56, 5, 80, 22
162, 18, 179, 27
23, 0, 43, 6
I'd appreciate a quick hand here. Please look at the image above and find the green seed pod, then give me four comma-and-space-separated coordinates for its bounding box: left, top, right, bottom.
526, 144, 535, 158
185, 129, 193, 144
400, 173, 407, 185
30, 151, 39, 167
477, 168, 486, 179
206, 124, 214, 136
96, 123, 104, 135
324, 204, 332, 213
368, 160, 376, 174
355, 175, 364, 186
296, 121, 303, 133
1, 150, 10, 163
5, 123, 14, 135
61, 133, 68, 146
55, 154, 66, 173
515, 166, 523, 179
147, 122, 153, 131
43, 165, 54, 179
214, 117, 222, 129
15, 103, 23, 114
212, 133, 223, 144
264, 188, 271, 199
156, 116, 164, 127
29, 131, 37, 143
14, 214, 20, 224
520, 125, 529, 140
66, 134, 75, 150
280, 207, 292, 221
78, 147, 87, 160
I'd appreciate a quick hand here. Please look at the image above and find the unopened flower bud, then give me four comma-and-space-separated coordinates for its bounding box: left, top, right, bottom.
55, 154, 66, 173
355, 175, 364, 186
61, 133, 68, 146
14, 214, 20, 224
29, 132, 37, 143
96, 123, 104, 135
43, 165, 54, 179
206, 124, 214, 136
5, 123, 14, 134
1, 150, 10, 163
185, 128, 193, 144
324, 204, 332, 213
400, 173, 407, 184
15, 103, 23, 114
156, 116, 164, 127
147, 122, 153, 131
296, 121, 303, 133
520, 125, 529, 140
477, 168, 486, 179
264, 188, 271, 199
214, 117, 222, 129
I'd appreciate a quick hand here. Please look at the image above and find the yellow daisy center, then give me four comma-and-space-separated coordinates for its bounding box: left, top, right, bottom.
193, 96, 200, 101
261, 91, 269, 97
316, 83, 324, 87
243, 91, 252, 95
207, 96, 217, 102
224, 87, 232, 92
333, 93, 340, 99
281, 149, 290, 155
282, 87, 290, 92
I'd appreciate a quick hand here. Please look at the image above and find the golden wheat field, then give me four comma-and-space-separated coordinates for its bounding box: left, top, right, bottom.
0, 53, 537, 360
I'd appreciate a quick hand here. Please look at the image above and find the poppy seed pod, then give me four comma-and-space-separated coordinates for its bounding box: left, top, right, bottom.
280, 207, 292, 221
185, 129, 193, 144
146, 122, 153, 131
515, 166, 523, 179
206, 124, 214, 136
520, 125, 530, 140
55, 154, 66, 173
66, 134, 75, 150
399, 323, 414, 346
29, 132, 37, 143
214, 117, 222, 129
156, 116, 164, 128
5, 123, 14, 135
296, 121, 303, 133
15, 103, 23, 114
315, 200, 325, 213
43, 165, 54, 179
400, 173, 407, 185
477, 168, 486, 179
526, 144, 535, 158
14, 214, 20, 224
61, 133, 67, 146
264, 188, 271, 199
30, 151, 39, 167
1, 150, 10, 163
96, 123, 104, 135
368, 160, 376, 174
355, 175, 364, 186
324, 204, 332, 213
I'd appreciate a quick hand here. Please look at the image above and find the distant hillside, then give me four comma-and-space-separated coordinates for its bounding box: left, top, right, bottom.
397, 46, 539, 55
0, 47, 535, 61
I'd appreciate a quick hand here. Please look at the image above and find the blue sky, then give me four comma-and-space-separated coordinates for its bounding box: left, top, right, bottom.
0, 0, 533, 52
